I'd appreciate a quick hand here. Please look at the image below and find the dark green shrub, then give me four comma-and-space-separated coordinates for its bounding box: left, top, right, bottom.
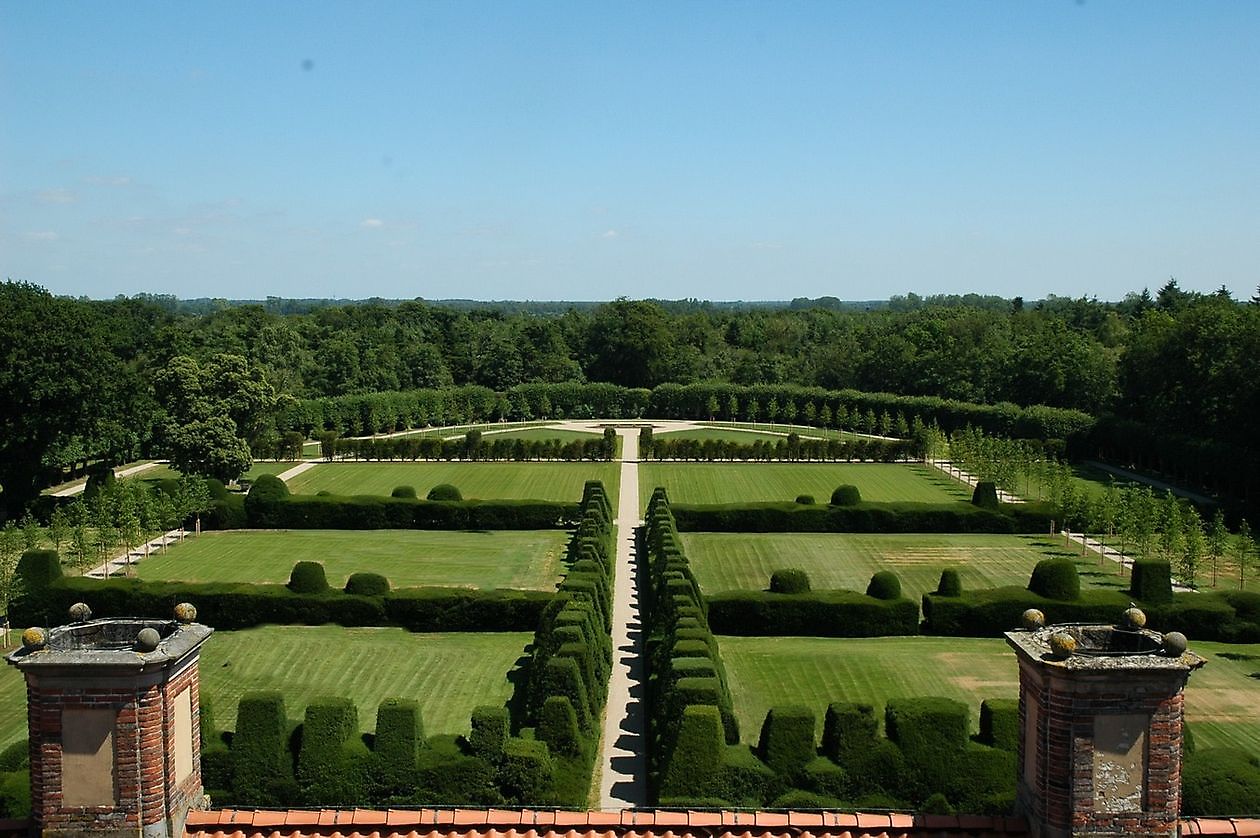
374, 698, 424, 800
979, 699, 1019, 751
713, 744, 775, 806
288, 561, 329, 594
427, 483, 462, 501
205, 477, 230, 500
468, 706, 509, 762
0, 740, 28, 772
248, 473, 290, 501
15, 549, 62, 590
660, 705, 724, 799
920, 792, 954, 814
415, 735, 501, 805
497, 738, 553, 802
542, 657, 590, 730
971, 481, 999, 509
706, 589, 919, 637
757, 705, 816, 776
231, 692, 291, 805
801, 755, 850, 800
844, 739, 908, 799
822, 702, 877, 763
390, 485, 418, 499
538, 696, 582, 756
771, 789, 838, 808
948, 744, 1017, 814
384, 588, 550, 631
1181, 749, 1260, 816
866, 570, 902, 600
0, 770, 30, 819
296, 696, 369, 805
670, 500, 1053, 534
9, 549, 64, 626
795, 494, 815, 505
1027, 558, 1080, 601
885, 697, 970, 796
936, 568, 962, 597
199, 698, 231, 793
769, 568, 811, 594
830, 485, 862, 506
83, 463, 115, 498
344, 572, 390, 596
1130, 559, 1173, 605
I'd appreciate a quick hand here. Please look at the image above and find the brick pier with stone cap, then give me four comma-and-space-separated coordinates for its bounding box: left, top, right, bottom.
1006, 612, 1205, 838
6, 605, 213, 838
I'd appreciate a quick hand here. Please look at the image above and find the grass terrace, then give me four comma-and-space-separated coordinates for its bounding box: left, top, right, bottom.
683, 532, 1130, 600
719, 636, 1260, 753
286, 461, 620, 502
653, 427, 790, 444
638, 462, 969, 511
135, 529, 569, 590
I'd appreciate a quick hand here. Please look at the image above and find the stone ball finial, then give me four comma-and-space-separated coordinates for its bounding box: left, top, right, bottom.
21, 627, 46, 650
1123, 606, 1147, 630
1021, 608, 1046, 631
174, 602, 197, 623
1048, 631, 1077, 660
135, 627, 161, 652
68, 602, 92, 623
1162, 631, 1188, 657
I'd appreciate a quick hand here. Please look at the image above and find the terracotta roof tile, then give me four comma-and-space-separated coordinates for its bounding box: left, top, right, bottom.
751, 813, 788, 828
787, 812, 824, 828
1235, 820, 1260, 837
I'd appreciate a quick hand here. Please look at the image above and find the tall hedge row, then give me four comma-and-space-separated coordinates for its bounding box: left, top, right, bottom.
644, 435, 916, 463
332, 434, 614, 463
670, 501, 1053, 534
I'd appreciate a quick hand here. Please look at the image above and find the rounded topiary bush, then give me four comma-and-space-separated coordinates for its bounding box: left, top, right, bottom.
248, 473, 290, 502
770, 568, 812, 594
391, 485, 418, 499
866, 570, 902, 600
830, 484, 862, 506
83, 463, 116, 498
344, 572, 390, 596
795, 494, 816, 505
427, 483, 462, 501
936, 569, 963, 597
1028, 558, 1080, 601
971, 481, 999, 508
288, 561, 329, 593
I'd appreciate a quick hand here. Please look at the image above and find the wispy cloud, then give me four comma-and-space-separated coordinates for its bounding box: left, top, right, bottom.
360, 218, 384, 228
22, 231, 59, 242
600, 229, 619, 239
37, 189, 77, 204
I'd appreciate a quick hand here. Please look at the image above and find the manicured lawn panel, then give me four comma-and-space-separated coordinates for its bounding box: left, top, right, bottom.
287, 462, 620, 502
478, 428, 601, 442
136, 529, 568, 590
683, 533, 1131, 600
719, 636, 1260, 753
654, 428, 787, 444
639, 463, 969, 511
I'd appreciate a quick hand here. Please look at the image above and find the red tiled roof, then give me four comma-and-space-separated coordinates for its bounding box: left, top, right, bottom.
182, 809, 1260, 838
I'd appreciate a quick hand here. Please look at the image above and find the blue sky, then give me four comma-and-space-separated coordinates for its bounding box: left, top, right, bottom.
2, 2, 1258, 301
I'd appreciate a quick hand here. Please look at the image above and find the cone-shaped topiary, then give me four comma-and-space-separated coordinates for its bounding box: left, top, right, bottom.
830, 484, 862, 506
391, 485, 417, 499
936, 569, 962, 597
538, 695, 583, 756
468, 705, 509, 762
758, 705, 817, 776
1130, 559, 1173, 605
770, 568, 812, 594
660, 705, 724, 799
971, 481, 999, 508
427, 483, 462, 501
288, 560, 329, 593
866, 570, 902, 600
1028, 558, 1080, 601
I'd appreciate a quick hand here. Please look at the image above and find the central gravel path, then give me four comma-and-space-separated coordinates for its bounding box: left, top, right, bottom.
598, 428, 647, 808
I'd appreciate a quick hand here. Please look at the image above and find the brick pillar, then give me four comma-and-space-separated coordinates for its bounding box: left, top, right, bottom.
7, 609, 213, 838
1006, 623, 1204, 838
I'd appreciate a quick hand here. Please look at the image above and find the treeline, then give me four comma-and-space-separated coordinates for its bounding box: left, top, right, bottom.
7, 279, 1260, 517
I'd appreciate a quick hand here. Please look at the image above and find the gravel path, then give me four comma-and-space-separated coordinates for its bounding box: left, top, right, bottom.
597, 428, 647, 808
52, 461, 162, 497
275, 461, 318, 483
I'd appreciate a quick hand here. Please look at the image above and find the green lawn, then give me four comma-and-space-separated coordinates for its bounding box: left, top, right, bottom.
654, 427, 788, 443
478, 427, 600, 442
137, 461, 299, 486
0, 627, 529, 747
683, 532, 1130, 599
287, 461, 620, 502
719, 635, 1260, 753
196, 627, 528, 737
697, 422, 863, 441
136, 529, 568, 589
639, 462, 968, 511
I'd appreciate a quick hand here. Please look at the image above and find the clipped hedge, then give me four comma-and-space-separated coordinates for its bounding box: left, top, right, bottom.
822, 702, 878, 763
538, 696, 582, 757
757, 705, 816, 776
660, 705, 724, 799
671, 500, 1053, 533
1181, 748, 1260, 817
497, 738, 553, 803
390, 485, 418, 499
231, 692, 292, 806
373, 699, 424, 800
866, 570, 902, 600
296, 697, 370, 805
1027, 558, 1080, 601
246, 491, 577, 530
769, 568, 811, 594
1130, 559, 1174, 605
936, 568, 963, 597
288, 561, 329, 594
427, 483, 463, 501
979, 699, 1019, 752
830, 485, 862, 506
468, 706, 509, 762
971, 481, 999, 508
344, 572, 390, 596
706, 589, 919, 637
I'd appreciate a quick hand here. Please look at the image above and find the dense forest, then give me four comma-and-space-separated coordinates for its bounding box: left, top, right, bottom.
2, 279, 1259, 519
